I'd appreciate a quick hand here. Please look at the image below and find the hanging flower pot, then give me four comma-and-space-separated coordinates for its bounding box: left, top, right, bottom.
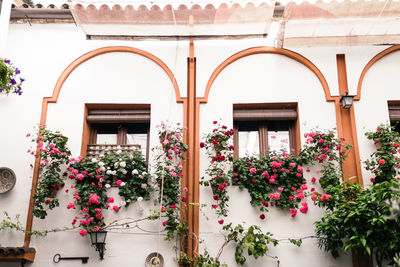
373, 138, 382, 150
47, 182, 65, 198
0, 58, 25, 96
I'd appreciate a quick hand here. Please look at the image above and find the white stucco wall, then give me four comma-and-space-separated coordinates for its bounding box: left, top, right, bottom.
1, 21, 398, 267
197, 52, 351, 267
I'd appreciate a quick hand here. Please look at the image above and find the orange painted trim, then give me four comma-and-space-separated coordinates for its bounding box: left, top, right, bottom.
336, 54, 363, 185
24, 46, 182, 249
200, 46, 333, 103
356, 45, 400, 101
0, 250, 36, 262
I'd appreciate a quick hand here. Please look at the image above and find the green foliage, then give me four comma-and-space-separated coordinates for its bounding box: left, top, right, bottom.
300, 129, 350, 190
364, 124, 400, 184
32, 126, 71, 219
68, 149, 152, 232
195, 250, 227, 267
0, 58, 24, 95
314, 180, 400, 266
223, 223, 278, 265
200, 121, 234, 218
232, 153, 306, 212
0, 60, 9, 88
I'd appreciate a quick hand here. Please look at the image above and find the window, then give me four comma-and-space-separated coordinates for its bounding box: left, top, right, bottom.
233, 104, 298, 158
388, 102, 400, 133
85, 107, 150, 161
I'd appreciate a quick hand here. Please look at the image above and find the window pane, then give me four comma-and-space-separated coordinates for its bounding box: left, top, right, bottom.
96, 134, 118, 144
268, 130, 290, 153
127, 133, 147, 158
238, 131, 260, 158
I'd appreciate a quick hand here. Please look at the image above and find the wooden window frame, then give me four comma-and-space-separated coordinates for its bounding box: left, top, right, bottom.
233, 103, 299, 158
82, 104, 151, 162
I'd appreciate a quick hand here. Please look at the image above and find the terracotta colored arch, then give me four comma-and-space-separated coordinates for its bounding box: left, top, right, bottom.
356, 45, 400, 101
39, 46, 183, 126
25, 46, 182, 249
200, 46, 333, 103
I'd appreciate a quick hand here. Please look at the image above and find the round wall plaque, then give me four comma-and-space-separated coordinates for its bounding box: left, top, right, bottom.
0, 167, 16, 194
145, 252, 164, 267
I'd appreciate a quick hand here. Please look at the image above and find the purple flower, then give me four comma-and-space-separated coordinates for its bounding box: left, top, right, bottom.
4, 59, 10, 64
20, 78, 25, 82
0, 89, 3, 93
10, 79, 16, 85
15, 68, 20, 74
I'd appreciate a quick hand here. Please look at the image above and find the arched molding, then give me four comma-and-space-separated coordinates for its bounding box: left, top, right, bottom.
201, 46, 333, 103
356, 45, 400, 101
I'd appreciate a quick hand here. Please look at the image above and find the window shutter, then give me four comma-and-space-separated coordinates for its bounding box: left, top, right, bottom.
233, 109, 297, 121
389, 105, 400, 122
86, 109, 150, 123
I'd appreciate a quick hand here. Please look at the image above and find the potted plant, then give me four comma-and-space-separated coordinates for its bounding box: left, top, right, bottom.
0, 58, 25, 95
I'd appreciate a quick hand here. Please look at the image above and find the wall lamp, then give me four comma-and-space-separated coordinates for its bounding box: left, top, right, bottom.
339, 92, 355, 109
89, 231, 107, 260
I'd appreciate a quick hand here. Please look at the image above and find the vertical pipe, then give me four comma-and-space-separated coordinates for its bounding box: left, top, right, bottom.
0, 0, 12, 56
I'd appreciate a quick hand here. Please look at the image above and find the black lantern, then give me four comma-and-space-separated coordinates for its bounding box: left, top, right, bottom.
339, 92, 354, 109
89, 231, 107, 260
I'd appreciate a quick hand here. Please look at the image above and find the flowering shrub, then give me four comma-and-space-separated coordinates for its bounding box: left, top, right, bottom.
300, 130, 350, 189
31, 127, 71, 219
200, 121, 234, 219
67, 149, 152, 234
314, 180, 400, 266
0, 58, 25, 95
153, 121, 188, 240
364, 124, 400, 184
232, 152, 308, 214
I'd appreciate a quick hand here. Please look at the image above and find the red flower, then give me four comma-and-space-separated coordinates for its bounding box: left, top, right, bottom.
259, 214, 265, 220
218, 219, 224, 224
252, 178, 257, 183
213, 121, 218, 124
212, 204, 218, 208
212, 140, 218, 145
370, 178, 375, 183
200, 142, 205, 148
45, 199, 50, 204
112, 205, 119, 212
378, 159, 386, 165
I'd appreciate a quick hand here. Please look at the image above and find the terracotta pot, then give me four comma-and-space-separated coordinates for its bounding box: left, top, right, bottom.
47, 183, 64, 198
374, 138, 382, 150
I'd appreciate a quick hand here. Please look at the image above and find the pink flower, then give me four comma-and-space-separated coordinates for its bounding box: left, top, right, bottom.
171, 205, 177, 209
379, 159, 385, 165
183, 187, 188, 192
112, 205, 119, 212
163, 139, 169, 145
311, 177, 316, 183
278, 187, 283, 192
89, 194, 100, 204
269, 179, 275, 184
108, 197, 114, 203
116, 180, 122, 186
79, 229, 88, 236
161, 206, 167, 212
96, 213, 104, 219
290, 209, 297, 218
95, 208, 101, 213
289, 163, 296, 167
171, 172, 177, 177
162, 221, 167, 226
301, 184, 308, 190
311, 195, 318, 201
26, 133, 31, 137
67, 202, 75, 209
297, 166, 303, 172
72, 169, 78, 175
249, 168, 257, 174
76, 173, 84, 180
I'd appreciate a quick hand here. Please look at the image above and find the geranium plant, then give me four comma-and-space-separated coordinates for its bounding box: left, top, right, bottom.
364, 124, 400, 184
200, 121, 234, 220
232, 152, 308, 217
0, 58, 25, 95
300, 130, 350, 189
30, 126, 71, 219
67, 148, 152, 235
153, 121, 188, 241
